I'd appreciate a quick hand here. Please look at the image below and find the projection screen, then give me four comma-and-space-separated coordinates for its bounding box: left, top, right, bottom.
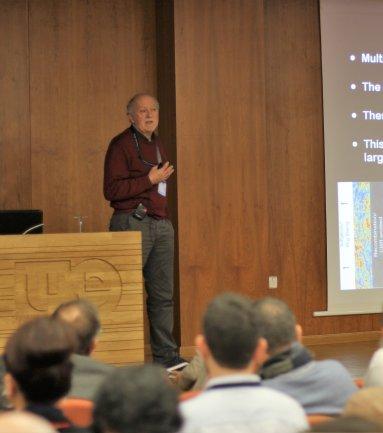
317, 0, 383, 315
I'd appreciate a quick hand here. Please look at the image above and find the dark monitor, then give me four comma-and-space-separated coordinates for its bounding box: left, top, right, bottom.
0, 210, 43, 235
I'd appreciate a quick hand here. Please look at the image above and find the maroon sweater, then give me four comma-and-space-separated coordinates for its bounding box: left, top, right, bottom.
104, 126, 168, 219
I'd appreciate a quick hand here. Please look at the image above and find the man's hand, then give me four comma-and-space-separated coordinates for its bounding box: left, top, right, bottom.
168, 370, 182, 387
148, 161, 174, 185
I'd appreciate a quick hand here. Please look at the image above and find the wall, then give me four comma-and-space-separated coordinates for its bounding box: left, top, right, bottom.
0, 1, 30, 210
0, 0, 156, 233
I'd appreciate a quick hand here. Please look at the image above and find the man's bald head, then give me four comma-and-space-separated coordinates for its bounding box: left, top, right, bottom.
126, 93, 159, 139
126, 93, 159, 116
252, 297, 298, 355
0, 411, 56, 433
52, 299, 100, 355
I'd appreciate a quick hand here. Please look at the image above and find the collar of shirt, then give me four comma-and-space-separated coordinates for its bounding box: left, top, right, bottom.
130, 124, 156, 142
205, 374, 261, 390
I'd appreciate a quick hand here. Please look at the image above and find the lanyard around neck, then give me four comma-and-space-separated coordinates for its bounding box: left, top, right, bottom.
132, 131, 162, 167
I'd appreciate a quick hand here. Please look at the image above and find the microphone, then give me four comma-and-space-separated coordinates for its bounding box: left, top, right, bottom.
22, 223, 44, 235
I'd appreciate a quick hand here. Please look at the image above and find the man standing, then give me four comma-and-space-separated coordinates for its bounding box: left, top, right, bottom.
104, 94, 185, 370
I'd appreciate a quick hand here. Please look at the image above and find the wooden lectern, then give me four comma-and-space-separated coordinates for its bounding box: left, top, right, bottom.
0, 232, 144, 365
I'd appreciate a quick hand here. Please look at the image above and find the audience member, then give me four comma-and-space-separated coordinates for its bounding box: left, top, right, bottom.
0, 411, 58, 433
170, 353, 206, 391
0, 299, 114, 408
3, 316, 87, 432
93, 364, 182, 433
343, 387, 383, 428
364, 313, 383, 387
180, 293, 308, 433
253, 297, 357, 414
52, 299, 114, 400
309, 415, 383, 432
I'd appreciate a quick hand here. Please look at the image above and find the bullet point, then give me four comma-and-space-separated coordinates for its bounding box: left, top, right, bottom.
350, 54, 356, 61
351, 113, 357, 118
350, 83, 356, 90
352, 141, 358, 147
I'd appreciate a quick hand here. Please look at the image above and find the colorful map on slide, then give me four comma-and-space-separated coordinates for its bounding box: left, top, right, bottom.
338, 182, 383, 290
352, 182, 372, 289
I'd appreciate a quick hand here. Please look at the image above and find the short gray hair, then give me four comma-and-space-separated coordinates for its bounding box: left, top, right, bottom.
252, 297, 297, 354
126, 93, 159, 115
94, 364, 182, 433
203, 292, 260, 369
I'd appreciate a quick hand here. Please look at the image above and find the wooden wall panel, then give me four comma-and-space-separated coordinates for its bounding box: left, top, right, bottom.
0, 0, 31, 209
166, 0, 379, 349
29, 0, 156, 233
173, 0, 270, 346
264, 0, 327, 330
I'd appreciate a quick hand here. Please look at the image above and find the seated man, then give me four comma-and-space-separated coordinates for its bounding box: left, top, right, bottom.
170, 352, 206, 391
0, 411, 57, 433
364, 316, 383, 387
0, 299, 113, 409
343, 387, 383, 429
3, 316, 87, 433
254, 297, 357, 415
93, 364, 182, 433
310, 415, 383, 432
52, 299, 115, 400
180, 293, 308, 433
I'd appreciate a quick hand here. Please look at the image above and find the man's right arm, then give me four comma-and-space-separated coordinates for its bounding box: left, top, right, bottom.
103, 141, 153, 202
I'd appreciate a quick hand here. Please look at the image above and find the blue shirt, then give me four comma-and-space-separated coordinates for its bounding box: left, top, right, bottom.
263, 359, 357, 414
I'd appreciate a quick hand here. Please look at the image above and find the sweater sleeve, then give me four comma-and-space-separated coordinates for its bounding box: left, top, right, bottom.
103, 140, 153, 201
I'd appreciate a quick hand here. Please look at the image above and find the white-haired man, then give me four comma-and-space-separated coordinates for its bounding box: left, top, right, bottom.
104, 94, 186, 370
